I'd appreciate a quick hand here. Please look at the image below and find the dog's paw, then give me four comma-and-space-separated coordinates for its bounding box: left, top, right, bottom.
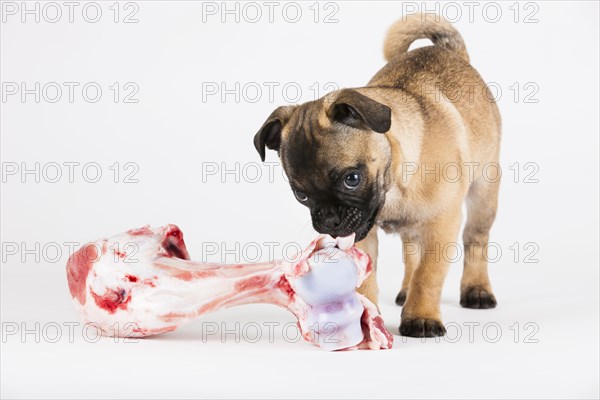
460, 287, 497, 309
399, 317, 446, 337
394, 288, 407, 306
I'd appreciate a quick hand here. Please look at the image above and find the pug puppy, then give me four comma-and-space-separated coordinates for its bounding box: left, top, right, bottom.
253, 14, 501, 337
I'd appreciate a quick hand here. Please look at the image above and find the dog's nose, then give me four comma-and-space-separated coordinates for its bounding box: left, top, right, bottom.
321, 211, 341, 232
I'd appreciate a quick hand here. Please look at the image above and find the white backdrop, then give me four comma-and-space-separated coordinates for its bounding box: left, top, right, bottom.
1, 1, 599, 398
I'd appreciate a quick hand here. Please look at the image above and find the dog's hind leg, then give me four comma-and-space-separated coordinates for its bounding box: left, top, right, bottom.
460, 175, 500, 309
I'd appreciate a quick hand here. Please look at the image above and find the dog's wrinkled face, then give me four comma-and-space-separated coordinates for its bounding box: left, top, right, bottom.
254, 89, 392, 241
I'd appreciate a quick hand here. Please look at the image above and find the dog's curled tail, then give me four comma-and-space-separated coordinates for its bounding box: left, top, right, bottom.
383, 13, 469, 63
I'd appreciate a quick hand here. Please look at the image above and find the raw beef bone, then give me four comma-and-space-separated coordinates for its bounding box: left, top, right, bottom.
66, 224, 393, 350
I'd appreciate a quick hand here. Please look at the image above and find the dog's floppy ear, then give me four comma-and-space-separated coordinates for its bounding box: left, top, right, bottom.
253, 106, 295, 162
327, 89, 391, 133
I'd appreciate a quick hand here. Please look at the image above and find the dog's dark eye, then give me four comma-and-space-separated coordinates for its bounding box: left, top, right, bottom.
344, 172, 361, 189
294, 190, 308, 202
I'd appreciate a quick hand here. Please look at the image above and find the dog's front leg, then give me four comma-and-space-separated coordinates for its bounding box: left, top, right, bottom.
356, 227, 379, 307
399, 209, 462, 337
